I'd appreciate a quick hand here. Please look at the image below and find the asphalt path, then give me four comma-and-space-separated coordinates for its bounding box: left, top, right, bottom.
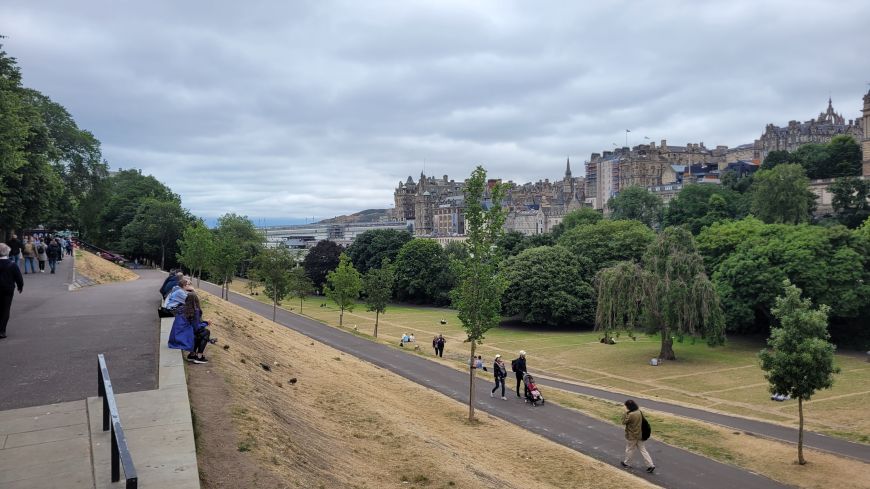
0, 256, 160, 410
199, 281, 795, 489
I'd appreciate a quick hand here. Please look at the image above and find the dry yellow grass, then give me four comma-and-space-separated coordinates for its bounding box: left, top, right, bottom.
544, 389, 870, 489
194, 290, 659, 489
74, 250, 138, 284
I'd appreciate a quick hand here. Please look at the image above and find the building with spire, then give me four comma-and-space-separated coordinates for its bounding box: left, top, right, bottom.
755, 97, 864, 160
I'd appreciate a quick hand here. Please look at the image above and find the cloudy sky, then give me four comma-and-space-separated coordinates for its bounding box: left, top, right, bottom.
3, 0, 869, 223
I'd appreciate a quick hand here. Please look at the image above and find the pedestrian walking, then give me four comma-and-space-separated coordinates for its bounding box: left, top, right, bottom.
56, 237, 65, 261
35, 239, 48, 273
490, 354, 508, 400
21, 237, 36, 275
0, 243, 25, 339
47, 238, 61, 274
512, 350, 527, 397
620, 399, 655, 473
5, 234, 22, 266
434, 334, 445, 357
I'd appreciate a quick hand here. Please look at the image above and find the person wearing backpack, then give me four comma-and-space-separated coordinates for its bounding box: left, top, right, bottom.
511, 350, 527, 397
35, 239, 48, 273
621, 399, 655, 473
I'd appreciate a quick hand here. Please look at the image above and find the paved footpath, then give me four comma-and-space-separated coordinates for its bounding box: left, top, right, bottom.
201, 282, 800, 489
0, 257, 162, 410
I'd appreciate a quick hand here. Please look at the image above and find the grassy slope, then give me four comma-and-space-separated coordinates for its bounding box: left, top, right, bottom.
74, 250, 138, 284
194, 290, 658, 489
230, 279, 870, 443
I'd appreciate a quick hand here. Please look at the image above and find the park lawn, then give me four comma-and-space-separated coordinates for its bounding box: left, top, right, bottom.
74, 249, 138, 284
227, 279, 870, 442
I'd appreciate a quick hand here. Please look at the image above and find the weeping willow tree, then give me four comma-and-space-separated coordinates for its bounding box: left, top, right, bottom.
595, 227, 725, 360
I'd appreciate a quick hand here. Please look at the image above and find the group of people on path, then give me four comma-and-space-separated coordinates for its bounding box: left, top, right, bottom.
488, 350, 530, 400
162, 270, 212, 364
5, 233, 70, 275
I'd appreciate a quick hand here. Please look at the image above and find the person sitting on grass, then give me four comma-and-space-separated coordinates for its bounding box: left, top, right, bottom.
167, 292, 211, 364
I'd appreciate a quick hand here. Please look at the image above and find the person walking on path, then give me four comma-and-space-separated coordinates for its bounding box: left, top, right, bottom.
35, 239, 48, 273
0, 243, 24, 339
490, 354, 507, 400
21, 237, 36, 275
621, 399, 655, 473
5, 234, 22, 266
512, 351, 527, 397
47, 238, 61, 274
434, 334, 445, 358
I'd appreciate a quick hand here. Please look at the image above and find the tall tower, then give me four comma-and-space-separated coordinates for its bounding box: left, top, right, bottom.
863, 90, 870, 177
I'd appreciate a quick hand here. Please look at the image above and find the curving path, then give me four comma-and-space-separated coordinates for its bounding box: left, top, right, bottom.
199, 281, 800, 489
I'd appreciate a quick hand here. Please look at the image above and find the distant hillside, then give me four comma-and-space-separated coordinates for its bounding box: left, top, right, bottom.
318, 208, 389, 224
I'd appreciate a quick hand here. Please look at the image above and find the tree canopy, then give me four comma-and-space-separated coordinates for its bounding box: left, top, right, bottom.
393, 238, 454, 305
303, 240, 344, 291
558, 219, 655, 271
829, 176, 870, 229
325, 253, 362, 326
760, 136, 862, 179
606, 186, 662, 227
750, 164, 816, 224
363, 258, 395, 337
663, 184, 747, 234
252, 246, 297, 321
346, 228, 412, 274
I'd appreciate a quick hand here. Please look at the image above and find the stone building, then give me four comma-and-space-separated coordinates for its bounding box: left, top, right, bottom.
755, 97, 863, 160
863, 90, 870, 176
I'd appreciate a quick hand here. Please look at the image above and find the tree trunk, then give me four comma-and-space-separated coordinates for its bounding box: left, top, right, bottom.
299, 296, 303, 313
798, 397, 806, 465
339, 308, 344, 326
468, 341, 477, 422
196, 268, 201, 288
225, 276, 231, 302
659, 333, 676, 360
374, 310, 379, 338
273, 293, 277, 322
161, 245, 165, 271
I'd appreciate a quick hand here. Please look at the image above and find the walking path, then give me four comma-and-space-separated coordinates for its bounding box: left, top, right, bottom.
202, 282, 796, 489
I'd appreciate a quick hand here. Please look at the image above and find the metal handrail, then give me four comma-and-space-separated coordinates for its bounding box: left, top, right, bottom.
97, 354, 138, 488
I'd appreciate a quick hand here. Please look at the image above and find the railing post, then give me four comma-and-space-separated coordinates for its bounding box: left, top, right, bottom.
102, 392, 110, 432
111, 423, 120, 483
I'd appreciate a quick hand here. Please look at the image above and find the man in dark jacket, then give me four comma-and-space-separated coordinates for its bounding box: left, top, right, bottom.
5, 234, 22, 266
0, 243, 25, 339
161, 271, 182, 298
512, 351, 527, 397
47, 239, 62, 274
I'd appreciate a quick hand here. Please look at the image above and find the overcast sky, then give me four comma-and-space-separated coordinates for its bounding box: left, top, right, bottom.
3, 0, 869, 223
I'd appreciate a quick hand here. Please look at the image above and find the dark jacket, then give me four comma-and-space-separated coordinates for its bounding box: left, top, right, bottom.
493, 361, 507, 379
5, 238, 22, 256
0, 259, 24, 295
47, 242, 62, 260
513, 356, 527, 374
168, 308, 205, 351
161, 276, 179, 297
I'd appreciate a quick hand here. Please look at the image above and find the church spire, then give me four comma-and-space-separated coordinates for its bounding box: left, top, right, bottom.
565, 157, 572, 178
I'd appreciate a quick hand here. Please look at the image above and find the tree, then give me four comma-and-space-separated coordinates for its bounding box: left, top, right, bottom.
325, 254, 362, 327
95, 169, 179, 250
215, 213, 263, 277
758, 281, 839, 465
302, 240, 343, 291
451, 166, 508, 421
252, 246, 297, 321
502, 246, 595, 326
121, 198, 189, 269
663, 184, 746, 234
288, 265, 314, 314
346, 229, 412, 274
761, 150, 793, 170
176, 222, 214, 287
750, 164, 816, 224
210, 234, 244, 301
830, 176, 870, 228
393, 238, 454, 305
363, 259, 395, 337
823, 135, 862, 178
551, 207, 603, 239
607, 186, 662, 228
595, 227, 725, 359
558, 219, 655, 272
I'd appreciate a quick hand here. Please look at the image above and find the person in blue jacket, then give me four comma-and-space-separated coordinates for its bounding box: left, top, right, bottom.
168, 292, 211, 364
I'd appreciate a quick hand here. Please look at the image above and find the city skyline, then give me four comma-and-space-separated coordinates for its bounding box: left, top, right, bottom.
3, 0, 869, 221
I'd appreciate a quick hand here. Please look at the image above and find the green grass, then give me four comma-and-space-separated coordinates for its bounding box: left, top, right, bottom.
227, 279, 870, 441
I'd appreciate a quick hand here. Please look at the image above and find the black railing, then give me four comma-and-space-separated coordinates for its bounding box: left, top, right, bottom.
97, 354, 138, 488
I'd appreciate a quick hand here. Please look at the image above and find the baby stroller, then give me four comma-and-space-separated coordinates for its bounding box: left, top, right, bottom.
523, 373, 545, 406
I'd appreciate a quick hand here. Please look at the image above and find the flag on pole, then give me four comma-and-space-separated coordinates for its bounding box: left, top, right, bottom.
626, 129, 631, 132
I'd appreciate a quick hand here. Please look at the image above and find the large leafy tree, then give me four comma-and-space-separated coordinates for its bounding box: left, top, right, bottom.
697, 219, 870, 335
607, 186, 662, 227
558, 219, 655, 272
595, 227, 725, 360
750, 164, 816, 224
829, 176, 870, 229
210, 234, 244, 301
551, 207, 603, 239
252, 246, 297, 321
121, 198, 190, 269
393, 238, 454, 305
325, 253, 362, 327
363, 258, 395, 337
287, 266, 314, 314
95, 169, 178, 249
302, 240, 343, 291
215, 213, 263, 277
761, 150, 793, 170
346, 228, 412, 274
176, 222, 214, 286
502, 246, 595, 326
451, 166, 508, 421
663, 184, 747, 234
759, 281, 839, 465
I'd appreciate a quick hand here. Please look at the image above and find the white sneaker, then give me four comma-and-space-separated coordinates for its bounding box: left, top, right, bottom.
501, 396, 507, 400
490, 392, 494, 398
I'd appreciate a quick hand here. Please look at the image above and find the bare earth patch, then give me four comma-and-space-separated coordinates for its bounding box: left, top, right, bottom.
189, 290, 658, 489
74, 249, 138, 284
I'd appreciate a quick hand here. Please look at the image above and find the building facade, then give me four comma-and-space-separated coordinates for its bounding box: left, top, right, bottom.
755, 98, 864, 160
